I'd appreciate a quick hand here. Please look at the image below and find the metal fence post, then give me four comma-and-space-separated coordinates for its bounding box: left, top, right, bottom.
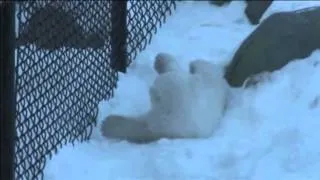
111, 0, 128, 73
0, 2, 16, 180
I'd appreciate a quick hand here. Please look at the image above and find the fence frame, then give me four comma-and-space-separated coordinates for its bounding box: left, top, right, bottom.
111, 1, 128, 73
0, 2, 16, 180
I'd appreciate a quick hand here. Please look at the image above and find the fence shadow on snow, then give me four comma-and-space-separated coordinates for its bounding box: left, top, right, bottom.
0, 1, 176, 180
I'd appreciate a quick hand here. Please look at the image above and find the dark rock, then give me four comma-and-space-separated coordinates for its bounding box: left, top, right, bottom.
209, 0, 272, 25
17, 5, 104, 50
245, 1, 273, 25
225, 6, 320, 87
209, 0, 232, 7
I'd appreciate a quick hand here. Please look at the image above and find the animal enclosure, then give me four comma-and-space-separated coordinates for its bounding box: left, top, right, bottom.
0, 1, 176, 180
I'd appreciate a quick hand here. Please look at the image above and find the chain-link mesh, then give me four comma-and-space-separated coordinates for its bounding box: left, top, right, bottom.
14, 1, 176, 179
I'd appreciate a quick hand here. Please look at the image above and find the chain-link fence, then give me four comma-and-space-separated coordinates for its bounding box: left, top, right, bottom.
6, 1, 176, 179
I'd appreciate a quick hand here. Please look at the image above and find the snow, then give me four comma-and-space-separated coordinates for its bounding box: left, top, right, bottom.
43, 1, 320, 180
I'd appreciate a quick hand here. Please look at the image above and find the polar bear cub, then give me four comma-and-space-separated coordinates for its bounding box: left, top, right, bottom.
100, 53, 229, 143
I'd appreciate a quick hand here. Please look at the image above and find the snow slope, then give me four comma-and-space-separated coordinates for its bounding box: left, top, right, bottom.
43, 1, 320, 180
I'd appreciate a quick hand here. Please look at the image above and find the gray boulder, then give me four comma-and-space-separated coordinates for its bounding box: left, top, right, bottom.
225, 6, 320, 87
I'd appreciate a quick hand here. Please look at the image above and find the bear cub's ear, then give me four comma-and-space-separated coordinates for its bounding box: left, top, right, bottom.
154, 52, 180, 74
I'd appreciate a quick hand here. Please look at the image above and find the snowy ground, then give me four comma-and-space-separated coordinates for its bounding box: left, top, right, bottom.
44, 1, 320, 180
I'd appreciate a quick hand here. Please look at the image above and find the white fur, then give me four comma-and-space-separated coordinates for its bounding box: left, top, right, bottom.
101, 53, 229, 142
145, 59, 229, 138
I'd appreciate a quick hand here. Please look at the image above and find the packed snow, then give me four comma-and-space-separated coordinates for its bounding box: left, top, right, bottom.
43, 1, 320, 180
